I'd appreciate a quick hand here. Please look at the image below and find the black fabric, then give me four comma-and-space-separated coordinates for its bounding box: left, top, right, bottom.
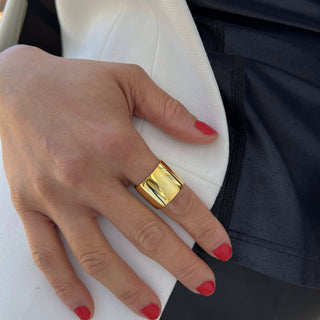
162, 1, 320, 318
18, 0, 61, 56
161, 259, 320, 320
212, 54, 246, 230
187, 0, 320, 289
188, 0, 320, 34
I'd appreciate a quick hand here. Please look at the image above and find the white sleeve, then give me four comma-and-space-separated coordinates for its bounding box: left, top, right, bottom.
0, 0, 27, 52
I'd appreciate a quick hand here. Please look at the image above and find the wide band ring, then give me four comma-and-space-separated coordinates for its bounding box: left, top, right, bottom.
135, 161, 184, 209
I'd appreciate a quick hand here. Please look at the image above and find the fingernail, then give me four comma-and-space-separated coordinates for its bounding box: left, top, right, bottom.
213, 243, 232, 261
196, 280, 215, 296
140, 303, 161, 320
195, 120, 217, 135
74, 305, 91, 320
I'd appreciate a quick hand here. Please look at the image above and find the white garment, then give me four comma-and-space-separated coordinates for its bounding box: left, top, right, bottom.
0, 0, 229, 319
0, 0, 27, 52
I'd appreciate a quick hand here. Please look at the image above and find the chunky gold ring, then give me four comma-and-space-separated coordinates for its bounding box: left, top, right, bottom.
135, 161, 184, 209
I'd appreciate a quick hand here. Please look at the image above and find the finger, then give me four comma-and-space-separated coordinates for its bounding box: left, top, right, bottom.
162, 184, 233, 262
88, 182, 216, 297
55, 208, 162, 320
20, 211, 94, 320
111, 64, 217, 144
122, 154, 232, 263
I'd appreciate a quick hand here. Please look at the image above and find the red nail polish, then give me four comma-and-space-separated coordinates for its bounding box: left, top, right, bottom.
196, 281, 215, 296
213, 243, 232, 261
195, 120, 217, 135
140, 303, 161, 320
74, 306, 91, 320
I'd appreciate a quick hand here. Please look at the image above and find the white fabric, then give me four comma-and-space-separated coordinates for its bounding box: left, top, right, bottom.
0, 0, 229, 319
0, 0, 27, 52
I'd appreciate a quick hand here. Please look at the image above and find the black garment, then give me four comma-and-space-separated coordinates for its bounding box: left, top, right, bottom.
162, 259, 320, 320
19, 0, 61, 56
186, 0, 320, 289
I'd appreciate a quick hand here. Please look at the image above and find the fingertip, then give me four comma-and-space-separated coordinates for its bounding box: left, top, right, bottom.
74, 305, 92, 320
139, 303, 161, 320
173, 119, 218, 145
157, 118, 218, 145
212, 243, 233, 262
196, 280, 216, 296
194, 120, 217, 136
70, 282, 95, 320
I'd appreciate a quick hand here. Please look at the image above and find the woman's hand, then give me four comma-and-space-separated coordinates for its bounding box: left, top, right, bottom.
0, 45, 231, 320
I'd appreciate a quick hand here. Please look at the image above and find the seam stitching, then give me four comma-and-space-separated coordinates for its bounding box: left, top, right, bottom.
216, 55, 246, 229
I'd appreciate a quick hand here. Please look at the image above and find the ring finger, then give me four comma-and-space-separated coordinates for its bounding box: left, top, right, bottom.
54, 207, 162, 320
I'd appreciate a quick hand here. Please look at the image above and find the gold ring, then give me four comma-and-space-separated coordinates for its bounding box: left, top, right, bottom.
135, 161, 184, 209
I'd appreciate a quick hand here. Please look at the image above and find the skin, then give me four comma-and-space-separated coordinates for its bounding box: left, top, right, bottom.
0, 45, 231, 319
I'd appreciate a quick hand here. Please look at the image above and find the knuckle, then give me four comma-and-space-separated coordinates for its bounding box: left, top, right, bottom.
2, 45, 42, 63
93, 125, 132, 157
54, 157, 87, 187
170, 189, 199, 220
130, 221, 167, 255
178, 258, 199, 283
117, 284, 142, 306
52, 280, 75, 300
113, 63, 146, 86
32, 174, 56, 199
195, 222, 216, 244
9, 187, 28, 209
126, 64, 148, 92
162, 98, 186, 122
127, 63, 145, 76
78, 249, 110, 275
31, 246, 54, 271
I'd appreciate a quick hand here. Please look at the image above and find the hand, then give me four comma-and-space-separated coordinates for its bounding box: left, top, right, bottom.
0, 45, 231, 320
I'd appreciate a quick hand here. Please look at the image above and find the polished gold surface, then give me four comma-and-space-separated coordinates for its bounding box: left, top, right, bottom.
135, 161, 184, 209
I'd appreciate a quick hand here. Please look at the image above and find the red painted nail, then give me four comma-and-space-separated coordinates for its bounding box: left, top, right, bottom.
140, 303, 161, 320
213, 243, 232, 261
196, 281, 215, 296
74, 306, 91, 320
195, 120, 217, 135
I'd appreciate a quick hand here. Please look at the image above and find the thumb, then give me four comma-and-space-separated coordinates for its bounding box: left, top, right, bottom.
115, 64, 218, 144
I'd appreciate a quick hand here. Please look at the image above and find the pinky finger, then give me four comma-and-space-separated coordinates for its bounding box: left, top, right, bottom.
20, 211, 94, 320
